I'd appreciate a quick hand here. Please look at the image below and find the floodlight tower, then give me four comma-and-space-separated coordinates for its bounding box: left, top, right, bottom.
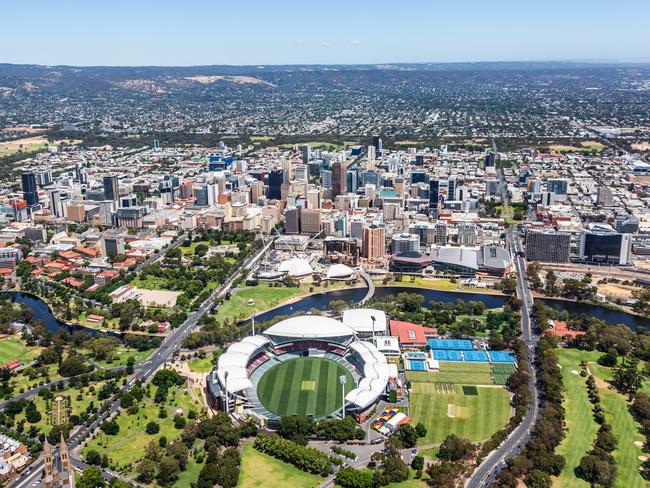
370, 315, 376, 342
339, 375, 348, 418
224, 371, 229, 413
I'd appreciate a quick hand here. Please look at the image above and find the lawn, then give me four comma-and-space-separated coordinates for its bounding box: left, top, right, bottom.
409, 382, 511, 444
83, 387, 201, 472
173, 456, 204, 487
257, 357, 353, 418
0, 337, 41, 364
375, 277, 458, 291
554, 349, 647, 488
15, 381, 109, 433
214, 282, 309, 324
9, 363, 61, 393
130, 275, 170, 290
406, 362, 495, 386
237, 443, 322, 488
554, 349, 599, 488
187, 356, 215, 373
82, 346, 154, 369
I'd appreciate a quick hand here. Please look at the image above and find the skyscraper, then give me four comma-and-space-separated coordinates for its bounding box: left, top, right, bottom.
372, 135, 382, 155
21, 172, 39, 206
429, 178, 439, 210
103, 175, 120, 201
301, 145, 311, 164
332, 161, 347, 199
267, 169, 284, 200
362, 224, 386, 261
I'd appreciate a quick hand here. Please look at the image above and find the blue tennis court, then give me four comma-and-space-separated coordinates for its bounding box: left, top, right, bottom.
427, 339, 473, 350
464, 350, 489, 362
408, 359, 427, 371
489, 351, 517, 363
431, 349, 464, 361
406, 353, 426, 358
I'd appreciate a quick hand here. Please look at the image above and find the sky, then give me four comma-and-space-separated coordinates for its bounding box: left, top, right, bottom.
2, 0, 650, 66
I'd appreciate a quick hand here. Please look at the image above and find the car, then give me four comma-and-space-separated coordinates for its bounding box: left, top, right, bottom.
411, 448, 418, 455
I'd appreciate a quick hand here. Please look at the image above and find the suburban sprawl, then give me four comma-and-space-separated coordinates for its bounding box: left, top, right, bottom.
0, 61, 648, 488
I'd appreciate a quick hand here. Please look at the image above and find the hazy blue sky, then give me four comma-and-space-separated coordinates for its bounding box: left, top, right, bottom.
3, 0, 650, 66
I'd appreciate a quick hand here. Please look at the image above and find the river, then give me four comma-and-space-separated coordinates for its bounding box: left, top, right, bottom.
3, 292, 118, 337
6, 287, 650, 334
254, 286, 650, 331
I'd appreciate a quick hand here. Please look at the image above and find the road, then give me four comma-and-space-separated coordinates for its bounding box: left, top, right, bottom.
8, 237, 274, 488
465, 229, 540, 488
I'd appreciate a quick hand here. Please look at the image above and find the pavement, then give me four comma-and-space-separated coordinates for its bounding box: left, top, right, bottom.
464, 229, 540, 488
7, 237, 274, 488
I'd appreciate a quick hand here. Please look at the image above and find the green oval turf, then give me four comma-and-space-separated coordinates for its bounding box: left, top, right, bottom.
257, 357, 354, 419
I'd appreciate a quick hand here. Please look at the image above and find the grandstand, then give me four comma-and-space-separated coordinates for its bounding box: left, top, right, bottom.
206, 314, 391, 427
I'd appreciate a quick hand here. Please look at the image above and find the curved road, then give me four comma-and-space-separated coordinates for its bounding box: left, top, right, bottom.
465, 230, 540, 488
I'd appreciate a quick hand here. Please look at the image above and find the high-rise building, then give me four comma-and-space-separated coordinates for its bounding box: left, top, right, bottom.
409, 222, 436, 247
285, 206, 301, 234
307, 189, 321, 209
596, 186, 613, 207
372, 135, 383, 155
485, 179, 499, 196
301, 145, 311, 165
411, 171, 428, 184
457, 223, 477, 246
362, 224, 385, 261
180, 179, 194, 199
101, 235, 125, 258
120, 194, 138, 208
367, 146, 376, 169
48, 189, 68, 218
294, 164, 308, 182
36, 171, 53, 187
434, 222, 448, 245
250, 180, 265, 204
321, 170, 332, 189
391, 233, 420, 254
525, 231, 571, 263
300, 208, 322, 235
484, 151, 496, 167
547, 179, 568, 195
579, 226, 631, 265
346, 170, 358, 193
447, 178, 457, 200
332, 161, 347, 199
103, 175, 120, 201
429, 178, 439, 210
21, 172, 39, 206
159, 180, 175, 204
267, 169, 284, 200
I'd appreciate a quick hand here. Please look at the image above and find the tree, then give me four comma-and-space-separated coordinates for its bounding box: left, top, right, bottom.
426, 461, 464, 488
438, 434, 475, 461
100, 419, 120, 435
545, 270, 559, 296
77, 466, 106, 488
336, 467, 374, 488
59, 355, 88, 377
136, 458, 156, 483
527, 262, 543, 291
157, 456, 181, 485
85, 449, 102, 466
411, 455, 424, 471
524, 469, 552, 488
612, 357, 643, 399
576, 454, 617, 487
146, 421, 160, 434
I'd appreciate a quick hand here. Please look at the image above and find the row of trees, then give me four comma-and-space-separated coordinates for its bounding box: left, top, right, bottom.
253, 433, 337, 476
277, 415, 365, 444
630, 393, 650, 480
496, 334, 566, 487
576, 371, 618, 486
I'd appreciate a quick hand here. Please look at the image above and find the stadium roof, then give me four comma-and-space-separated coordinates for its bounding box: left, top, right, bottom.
342, 309, 388, 334
278, 258, 313, 277
432, 246, 479, 271
264, 316, 355, 339
326, 263, 355, 279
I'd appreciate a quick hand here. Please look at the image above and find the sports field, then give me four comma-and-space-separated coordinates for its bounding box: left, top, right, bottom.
237, 443, 322, 488
257, 357, 353, 418
0, 338, 40, 364
409, 382, 511, 444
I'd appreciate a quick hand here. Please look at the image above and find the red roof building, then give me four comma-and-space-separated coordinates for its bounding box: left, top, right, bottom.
545, 320, 586, 338
389, 320, 437, 347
